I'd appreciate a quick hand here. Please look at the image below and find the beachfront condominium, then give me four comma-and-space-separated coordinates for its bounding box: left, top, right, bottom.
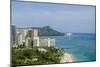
15, 28, 55, 48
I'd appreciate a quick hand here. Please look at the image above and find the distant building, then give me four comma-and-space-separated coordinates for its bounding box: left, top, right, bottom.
18, 33, 23, 45
39, 38, 55, 47
33, 29, 40, 47
25, 37, 33, 48
15, 28, 55, 48
33, 29, 38, 37
11, 24, 16, 47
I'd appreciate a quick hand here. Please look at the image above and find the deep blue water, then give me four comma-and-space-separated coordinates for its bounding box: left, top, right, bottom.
48, 33, 96, 62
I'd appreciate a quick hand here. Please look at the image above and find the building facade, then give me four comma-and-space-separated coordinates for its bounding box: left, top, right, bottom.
16, 28, 55, 48
11, 24, 16, 47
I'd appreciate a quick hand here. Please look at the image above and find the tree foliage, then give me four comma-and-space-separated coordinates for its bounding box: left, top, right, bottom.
12, 47, 64, 66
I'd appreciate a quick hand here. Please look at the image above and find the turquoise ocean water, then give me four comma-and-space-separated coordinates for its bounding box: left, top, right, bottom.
48, 33, 96, 62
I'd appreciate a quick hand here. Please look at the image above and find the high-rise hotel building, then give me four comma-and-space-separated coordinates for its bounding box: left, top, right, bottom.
11, 24, 16, 47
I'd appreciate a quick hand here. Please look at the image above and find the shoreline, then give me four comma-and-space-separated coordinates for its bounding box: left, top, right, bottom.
60, 52, 74, 63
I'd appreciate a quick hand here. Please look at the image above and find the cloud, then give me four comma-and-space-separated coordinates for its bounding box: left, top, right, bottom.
12, 1, 95, 33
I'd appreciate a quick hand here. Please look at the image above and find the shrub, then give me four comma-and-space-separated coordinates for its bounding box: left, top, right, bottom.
12, 47, 64, 65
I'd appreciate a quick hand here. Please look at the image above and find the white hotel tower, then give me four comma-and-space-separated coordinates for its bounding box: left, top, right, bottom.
32, 29, 40, 47
16, 28, 55, 48
19, 29, 40, 48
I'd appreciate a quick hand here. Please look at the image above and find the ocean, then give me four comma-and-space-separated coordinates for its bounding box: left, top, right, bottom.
47, 33, 96, 62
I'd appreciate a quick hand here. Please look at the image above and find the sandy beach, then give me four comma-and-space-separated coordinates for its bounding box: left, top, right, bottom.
60, 53, 74, 63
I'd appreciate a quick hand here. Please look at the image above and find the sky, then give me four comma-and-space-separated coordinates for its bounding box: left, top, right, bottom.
12, 1, 96, 33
